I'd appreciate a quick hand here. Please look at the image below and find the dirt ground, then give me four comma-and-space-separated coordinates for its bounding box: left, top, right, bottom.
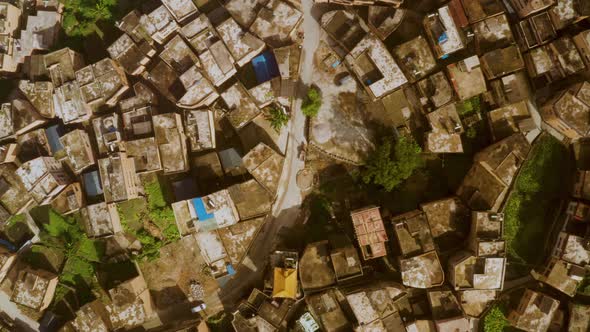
139, 236, 223, 322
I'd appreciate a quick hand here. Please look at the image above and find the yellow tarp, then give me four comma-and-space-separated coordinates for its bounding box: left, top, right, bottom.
272, 267, 297, 299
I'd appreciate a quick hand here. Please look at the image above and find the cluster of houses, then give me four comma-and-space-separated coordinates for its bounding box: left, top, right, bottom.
227, 0, 590, 331
0, 0, 307, 330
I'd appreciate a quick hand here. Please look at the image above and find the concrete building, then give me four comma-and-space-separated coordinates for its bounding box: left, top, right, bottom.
524, 37, 585, 83
242, 143, 284, 195
184, 109, 215, 153
0, 164, 33, 224
59, 129, 95, 175
75, 58, 130, 112
16, 156, 70, 205
216, 17, 265, 67
425, 103, 464, 153
423, 1, 468, 59
10, 267, 58, 313
153, 113, 189, 175
97, 152, 140, 203
508, 289, 559, 332
509, 0, 556, 18
351, 206, 388, 260
105, 275, 155, 331
540, 81, 590, 140
0, 2, 21, 73
80, 202, 123, 238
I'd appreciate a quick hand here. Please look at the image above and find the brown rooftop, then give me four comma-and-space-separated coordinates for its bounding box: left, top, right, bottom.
351, 206, 388, 260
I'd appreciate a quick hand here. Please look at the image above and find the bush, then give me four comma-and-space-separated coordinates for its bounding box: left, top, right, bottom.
483, 305, 509, 332
266, 106, 289, 131
361, 136, 425, 192
456, 96, 481, 117
504, 135, 571, 267
302, 88, 321, 117
62, 0, 118, 37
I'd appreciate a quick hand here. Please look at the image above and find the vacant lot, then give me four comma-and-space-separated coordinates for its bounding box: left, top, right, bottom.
503, 134, 572, 274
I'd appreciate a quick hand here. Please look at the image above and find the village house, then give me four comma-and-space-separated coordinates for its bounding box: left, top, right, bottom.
425, 103, 464, 153
549, 0, 590, 30
250, 0, 302, 47
0, 100, 47, 140
306, 289, 352, 331
80, 202, 123, 238
345, 284, 410, 331
392, 210, 445, 289
423, 1, 468, 59
161, 0, 198, 24
0, 2, 21, 73
179, 14, 236, 87
473, 14, 513, 55
417, 71, 455, 110
329, 234, 364, 282
10, 266, 58, 313
216, 17, 265, 67
480, 45, 525, 80
105, 275, 155, 330
299, 241, 337, 291
517, 11, 557, 50
50, 182, 84, 216
314, 0, 403, 5
242, 143, 284, 195
125, 138, 162, 174
393, 36, 437, 83
487, 100, 535, 141
153, 113, 189, 175
321, 10, 366, 53
574, 29, 590, 67
462, 0, 505, 24
421, 197, 470, 248
18, 80, 55, 118
345, 33, 408, 100
228, 179, 273, 221
221, 82, 262, 130
59, 129, 95, 175
0, 164, 33, 224
457, 133, 531, 211
351, 206, 388, 260
524, 36, 586, 83
489, 71, 532, 107
75, 58, 130, 112
427, 290, 470, 332
194, 217, 265, 281
64, 300, 112, 332
367, 6, 406, 40
92, 113, 123, 155
16, 156, 70, 205
17, 128, 52, 162
107, 26, 156, 75
446, 56, 488, 100
508, 289, 560, 332
509, 0, 556, 18
97, 152, 140, 203
232, 288, 296, 331
540, 80, 590, 141
172, 189, 240, 236
137, 5, 179, 45
568, 303, 590, 332
184, 109, 215, 153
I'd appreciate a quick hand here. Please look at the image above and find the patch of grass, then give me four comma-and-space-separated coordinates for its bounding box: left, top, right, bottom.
30, 209, 105, 308
207, 312, 233, 332
118, 177, 180, 261
265, 105, 290, 132
302, 87, 321, 117
456, 96, 481, 117
483, 304, 510, 332
503, 135, 572, 270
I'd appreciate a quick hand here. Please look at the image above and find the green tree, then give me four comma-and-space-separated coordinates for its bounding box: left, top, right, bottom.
61, 0, 118, 37
483, 305, 509, 332
361, 136, 425, 192
266, 106, 289, 132
302, 87, 321, 117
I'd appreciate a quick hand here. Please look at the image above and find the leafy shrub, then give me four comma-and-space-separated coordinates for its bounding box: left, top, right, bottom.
302, 88, 321, 117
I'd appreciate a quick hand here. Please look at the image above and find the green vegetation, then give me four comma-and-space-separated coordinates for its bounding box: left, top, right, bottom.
207, 312, 233, 332
361, 136, 425, 192
118, 176, 180, 261
266, 106, 290, 132
27, 209, 104, 305
62, 0, 118, 37
577, 275, 590, 295
302, 87, 321, 117
483, 305, 510, 332
2, 214, 32, 246
503, 135, 571, 271
456, 96, 481, 117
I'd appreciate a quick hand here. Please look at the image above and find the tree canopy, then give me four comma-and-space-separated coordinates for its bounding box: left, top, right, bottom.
266, 106, 290, 132
62, 0, 118, 37
361, 136, 424, 192
302, 87, 321, 117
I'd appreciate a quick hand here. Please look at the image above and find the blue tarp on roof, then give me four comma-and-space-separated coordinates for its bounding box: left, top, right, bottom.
252, 50, 280, 84
83, 171, 103, 197
226, 263, 236, 275
45, 124, 64, 154
192, 198, 215, 221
